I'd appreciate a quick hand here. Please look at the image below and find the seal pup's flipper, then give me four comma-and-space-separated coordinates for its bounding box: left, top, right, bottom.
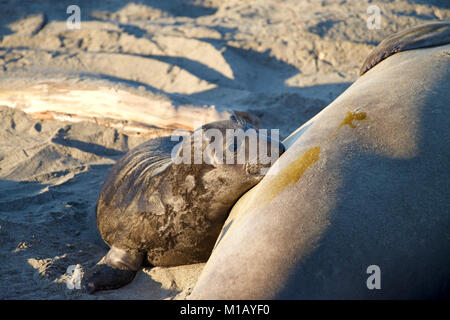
83, 247, 144, 294
360, 22, 450, 76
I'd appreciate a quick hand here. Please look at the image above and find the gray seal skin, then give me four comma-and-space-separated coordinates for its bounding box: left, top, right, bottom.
190, 22, 450, 299
84, 117, 285, 293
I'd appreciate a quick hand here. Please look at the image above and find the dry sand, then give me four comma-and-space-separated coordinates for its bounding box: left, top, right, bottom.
0, 0, 449, 299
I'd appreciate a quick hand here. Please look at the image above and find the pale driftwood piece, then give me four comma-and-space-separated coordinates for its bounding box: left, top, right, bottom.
0, 82, 231, 136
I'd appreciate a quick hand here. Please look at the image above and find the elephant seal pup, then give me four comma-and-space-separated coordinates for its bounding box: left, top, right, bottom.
190, 23, 450, 299
84, 117, 285, 293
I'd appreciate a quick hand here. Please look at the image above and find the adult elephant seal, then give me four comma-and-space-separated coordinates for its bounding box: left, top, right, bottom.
83, 117, 285, 293
190, 22, 450, 299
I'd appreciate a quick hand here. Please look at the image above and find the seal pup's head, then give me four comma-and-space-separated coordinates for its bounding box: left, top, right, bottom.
172, 116, 285, 219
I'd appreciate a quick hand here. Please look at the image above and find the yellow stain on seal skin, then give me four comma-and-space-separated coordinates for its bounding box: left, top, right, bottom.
230, 146, 320, 216
339, 111, 367, 129
263, 146, 320, 205
329, 110, 367, 142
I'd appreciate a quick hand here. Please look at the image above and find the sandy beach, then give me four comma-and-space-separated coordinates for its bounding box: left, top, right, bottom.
0, 0, 449, 299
